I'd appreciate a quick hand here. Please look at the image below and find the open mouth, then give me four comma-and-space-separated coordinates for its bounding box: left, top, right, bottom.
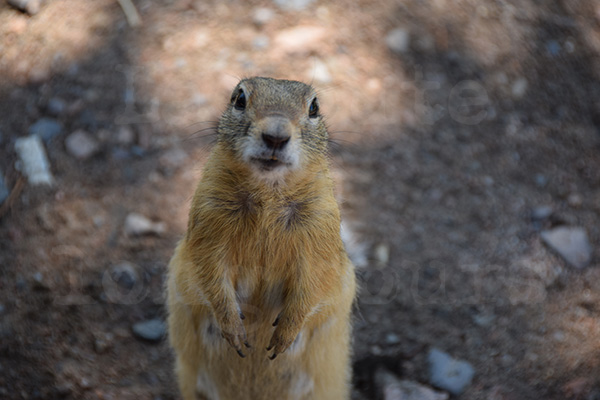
252, 156, 288, 170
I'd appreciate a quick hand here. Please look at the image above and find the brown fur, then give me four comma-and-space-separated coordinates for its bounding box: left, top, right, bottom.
166, 77, 356, 400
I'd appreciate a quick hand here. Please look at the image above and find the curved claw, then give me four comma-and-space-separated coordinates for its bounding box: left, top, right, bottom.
237, 349, 246, 358
269, 353, 277, 360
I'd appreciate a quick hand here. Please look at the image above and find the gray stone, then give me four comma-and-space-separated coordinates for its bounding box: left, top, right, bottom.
7, 0, 41, 15
65, 130, 100, 160
385, 333, 401, 345
0, 172, 9, 205
14, 135, 54, 186
386, 28, 410, 54
274, 26, 327, 55
94, 332, 114, 354
47, 97, 67, 116
109, 262, 138, 290
374, 243, 390, 265
311, 59, 332, 84
116, 126, 135, 145
132, 319, 166, 342
253, 35, 270, 50
273, 0, 314, 11
253, 7, 274, 26
541, 227, 592, 269
511, 78, 528, 98
428, 348, 475, 395
124, 212, 166, 236
376, 369, 449, 400
531, 205, 553, 220
28, 118, 63, 142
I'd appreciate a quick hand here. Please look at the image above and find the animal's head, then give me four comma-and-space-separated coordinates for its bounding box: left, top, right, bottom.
218, 77, 328, 183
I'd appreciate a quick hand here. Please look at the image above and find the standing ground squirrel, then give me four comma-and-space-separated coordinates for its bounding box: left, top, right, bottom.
166, 77, 356, 400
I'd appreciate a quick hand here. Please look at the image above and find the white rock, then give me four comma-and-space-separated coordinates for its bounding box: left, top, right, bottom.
386, 28, 410, 54
511, 78, 528, 98
340, 222, 369, 268
541, 227, 592, 269
124, 212, 166, 236
310, 59, 332, 84
65, 130, 100, 160
274, 26, 327, 54
531, 205, 553, 220
376, 369, 449, 400
116, 126, 135, 145
273, 0, 314, 11
428, 348, 475, 395
374, 243, 390, 265
132, 319, 166, 342
14, 135, 54, 186
253, 7, 274, 26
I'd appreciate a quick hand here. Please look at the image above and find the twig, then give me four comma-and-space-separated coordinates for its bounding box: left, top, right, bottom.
0, 176, 25, 219
117, 0, 142, 28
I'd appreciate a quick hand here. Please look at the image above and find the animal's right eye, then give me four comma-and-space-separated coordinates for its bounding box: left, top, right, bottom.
233, 89, 246, 111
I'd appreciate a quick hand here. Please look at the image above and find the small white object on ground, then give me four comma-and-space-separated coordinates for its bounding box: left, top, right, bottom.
541, 226, 592, 269
15, 135, 54, 186
428, 348, 475, 395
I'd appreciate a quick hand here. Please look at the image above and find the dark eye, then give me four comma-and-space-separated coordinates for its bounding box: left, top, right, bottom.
308, 98, 319, 118
233, 89, 246, 111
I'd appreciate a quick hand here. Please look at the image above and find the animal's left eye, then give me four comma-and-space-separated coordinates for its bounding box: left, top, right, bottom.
308, 98, 319, 118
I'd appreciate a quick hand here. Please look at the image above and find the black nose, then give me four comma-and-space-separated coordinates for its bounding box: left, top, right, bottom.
262, 133, 290, 150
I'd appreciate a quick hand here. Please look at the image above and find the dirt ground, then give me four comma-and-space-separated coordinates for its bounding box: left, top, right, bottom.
1, 0, 599, 399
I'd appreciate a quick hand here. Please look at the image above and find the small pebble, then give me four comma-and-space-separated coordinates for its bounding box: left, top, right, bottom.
124, 212, 166, 236
567, 193, 582, 208
511, 78, 528, 98
541, 226, 592, 269
253, 7, 274, 26
94, 332, 114, 354
376, 369, 449, 400
65, 130, 100, 160
531, 205, 553, 221
14, 135, 54, 186
47, 97, 67, 116
385, 333, 401, 345
310, 59, 332, 84
428, 348, 475, 395
374, 243, 390, 265
109, 262, 139, 290
132, 319, 166, 342
274, 26, 327, 54
385, 28, 410, 54
0, 172, 9, 205
546, 40, 561, 56
7, 0, 41, 14
28, 118, 63, 143
116, 126, 135, 145
32, 271, 49, 290
273, 0, 314, 11
253, 35, 270, 50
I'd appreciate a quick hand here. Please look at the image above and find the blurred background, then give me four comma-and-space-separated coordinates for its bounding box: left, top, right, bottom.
0, 0, 599, 399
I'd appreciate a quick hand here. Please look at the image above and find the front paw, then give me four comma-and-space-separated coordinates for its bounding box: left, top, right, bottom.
219, 312, 251, 357
266, 314, 303, 360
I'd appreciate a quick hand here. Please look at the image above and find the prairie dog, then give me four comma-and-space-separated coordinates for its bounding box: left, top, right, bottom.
167, 77, 356, 400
